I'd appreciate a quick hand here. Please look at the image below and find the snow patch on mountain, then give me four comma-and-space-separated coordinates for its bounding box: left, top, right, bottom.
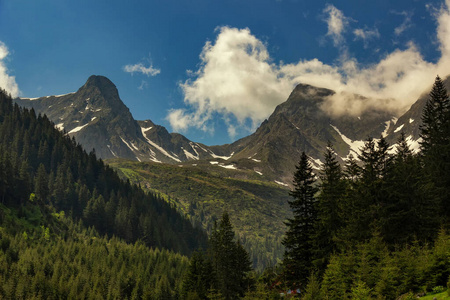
130, 142, 140, 151
330, 125, 365, 156
394, 124, 404, 133
275, 180, 288, 187
210, 151, 234, 160
68, 123, 89, 134
140, 126, 181, 162
120, 137, 136, 153
219, 164, 237, 170
407, 136, 422, 154
183, 148, 199, 160
381, 120, 391, 138
107, 145, 117, 157
311, 158, 323, 168
55, 123, 64, 131
189, 142, 201, 158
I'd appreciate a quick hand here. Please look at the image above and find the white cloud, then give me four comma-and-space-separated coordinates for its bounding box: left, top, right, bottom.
0, 41, 19, 97
123, 62, 160, 76
168, 2, 450, 138
168, 27, 292, 134
392, 11, 413, 36
323, 4, 349, 46
353, 27, 380, 47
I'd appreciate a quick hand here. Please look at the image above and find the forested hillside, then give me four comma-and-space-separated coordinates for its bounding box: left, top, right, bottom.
0, 88, 213, 298
0, 88, 207, 254
276, 76, 450, 299
108, 159, 291, 270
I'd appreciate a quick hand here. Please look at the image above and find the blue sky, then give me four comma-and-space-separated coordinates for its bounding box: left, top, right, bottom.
1, 0, 449, 145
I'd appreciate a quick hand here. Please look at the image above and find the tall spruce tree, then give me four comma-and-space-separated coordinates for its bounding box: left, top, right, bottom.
207, 212, 253, 300
313, 142, 346, 271
419, 75, 450, 221
282, 152, 318, 288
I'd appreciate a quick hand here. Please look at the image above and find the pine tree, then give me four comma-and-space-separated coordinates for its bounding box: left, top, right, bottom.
208, 212, 254, 300
34, 163, 49, 201
419, 75, 450, 222
182, 251, 213, 299
382, 133, 438, 244
313, 142, 346, 271
282, 152, 318, 288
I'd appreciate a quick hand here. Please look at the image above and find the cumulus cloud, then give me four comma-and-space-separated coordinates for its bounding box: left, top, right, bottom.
168, 1, 450, 138
123, 62, 160, 76
168, 27, 292, 133
323, 4, 349, 46
0, 42, 19, 97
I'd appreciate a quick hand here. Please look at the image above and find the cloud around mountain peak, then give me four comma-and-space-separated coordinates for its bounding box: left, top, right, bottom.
168, 1, 450, 139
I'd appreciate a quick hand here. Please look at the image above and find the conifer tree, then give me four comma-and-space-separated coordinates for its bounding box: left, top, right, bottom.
313, 142, 346, 271
208, 212, 253, 300
420, 75, 450, 221
282, 152, 318, 288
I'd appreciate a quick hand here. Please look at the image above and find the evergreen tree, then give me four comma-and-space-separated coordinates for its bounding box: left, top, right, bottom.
313, 142, 346, 271
181, 251, 214, 299
34, 163, 49, 201
382, 133, 438, 244
419, 75, 450, 222
282, 152, 318, 288
207, 212, 254, 300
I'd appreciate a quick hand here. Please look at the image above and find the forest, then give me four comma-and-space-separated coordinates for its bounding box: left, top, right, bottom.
0, 75, 448, 299
276, 75, 450, 299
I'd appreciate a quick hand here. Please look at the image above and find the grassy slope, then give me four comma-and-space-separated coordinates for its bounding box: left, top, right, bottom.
107, 158, 293, 269
420, 292, 450, 299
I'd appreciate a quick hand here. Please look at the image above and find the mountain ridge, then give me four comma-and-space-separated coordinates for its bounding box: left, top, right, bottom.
15, 74, 449, 185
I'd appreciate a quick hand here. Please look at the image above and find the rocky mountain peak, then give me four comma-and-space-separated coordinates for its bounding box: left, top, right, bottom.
83, 75, 117, 91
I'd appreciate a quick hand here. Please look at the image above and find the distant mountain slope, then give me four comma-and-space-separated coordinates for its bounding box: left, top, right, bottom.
108, 158, 292, 269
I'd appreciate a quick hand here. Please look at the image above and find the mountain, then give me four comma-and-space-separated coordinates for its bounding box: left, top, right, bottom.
384, 76, 450, 145
15, 74, 448, 186
15, 75, 227, 164
223, 84, 396, 183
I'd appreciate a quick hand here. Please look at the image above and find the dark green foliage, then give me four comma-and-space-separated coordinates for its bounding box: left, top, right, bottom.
420, 75, 450, 223
181, 250, 214, 299
279, 75, 450, 299
382, 132, 438, 244
319, 229, 450, 299
0, 89, 207, 255
282, 152, 318, 288
109, 158, 291, 270
0, 221, 189, 299
182, 212, 254, 299
313, 142, 346, 270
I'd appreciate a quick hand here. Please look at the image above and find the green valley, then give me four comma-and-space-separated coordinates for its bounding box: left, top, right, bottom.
108, 158, 292, 269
